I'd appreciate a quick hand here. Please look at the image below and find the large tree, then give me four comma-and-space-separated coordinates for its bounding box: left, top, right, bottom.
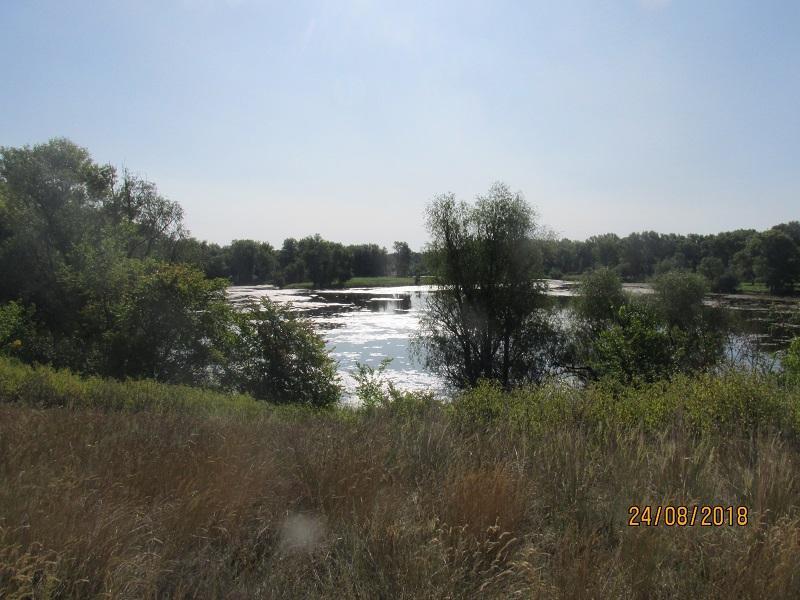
753, 229, 800, 295
392, 241, 412, 277
415, 182, 557, 389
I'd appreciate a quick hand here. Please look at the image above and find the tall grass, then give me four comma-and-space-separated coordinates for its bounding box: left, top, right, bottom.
2, 357, 800, 598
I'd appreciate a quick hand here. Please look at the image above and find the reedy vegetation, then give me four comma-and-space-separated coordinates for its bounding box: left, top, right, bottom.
3, 139, 800, 598
2, 357, 800, 598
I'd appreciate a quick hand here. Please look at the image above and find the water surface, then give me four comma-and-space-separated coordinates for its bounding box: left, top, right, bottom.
228, 281, 800, 397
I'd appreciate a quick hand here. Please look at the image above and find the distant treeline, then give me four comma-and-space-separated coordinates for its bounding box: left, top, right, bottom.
539, 226, 800, 294
174, 237, 424, 288
183, 223, 800, 295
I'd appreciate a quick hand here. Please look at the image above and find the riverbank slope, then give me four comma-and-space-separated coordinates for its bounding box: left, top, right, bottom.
2, 358, 800, 598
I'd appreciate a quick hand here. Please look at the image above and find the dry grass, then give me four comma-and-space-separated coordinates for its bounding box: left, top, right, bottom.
2, 366, 800, 597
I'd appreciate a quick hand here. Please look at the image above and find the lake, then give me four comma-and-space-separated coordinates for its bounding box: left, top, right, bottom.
227, 281, 800, 398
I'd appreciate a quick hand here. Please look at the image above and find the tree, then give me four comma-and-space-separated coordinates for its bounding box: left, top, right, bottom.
573, 268, 626, 327
104, 263, 233, 385
277, 238, 305, 285
577, 270, 724, 383
753, 229, 800, 295
225, 299, 341, 406
698, 256, 724, 286
591, 300, 673, 384
651, 271, 707, 329
106, 171, 185, 259
298, 235, 351, 288
414, 182, 556, 389
589, 233, 621, 269
227, 239, 277, 285
392, 241, 412, 277
0, 138, 111, 331
784, 337, 800, 386
349, 244, 387, 277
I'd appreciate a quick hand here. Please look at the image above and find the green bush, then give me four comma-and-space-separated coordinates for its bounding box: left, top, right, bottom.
224, 299, 341, 407
104, 262, 233, 385
573, 267, 626, 326
451, 370, 800, 436
785, 337, 800, 386
0, 355, 264, 418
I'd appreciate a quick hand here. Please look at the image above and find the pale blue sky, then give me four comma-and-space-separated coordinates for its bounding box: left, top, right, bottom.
1, 0, 798, 249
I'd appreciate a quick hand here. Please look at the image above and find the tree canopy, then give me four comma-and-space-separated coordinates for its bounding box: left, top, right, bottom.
415, 183, 558, 389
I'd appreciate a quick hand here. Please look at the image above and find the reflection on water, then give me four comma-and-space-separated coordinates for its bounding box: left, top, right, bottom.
227, 281, 800, 397
228, 285, 445, 397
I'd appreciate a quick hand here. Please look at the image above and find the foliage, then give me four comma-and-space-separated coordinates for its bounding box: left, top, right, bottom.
0, 139, 343, 406
538, 221, 800, 296
572, 267, 626, 326
415, 182, 560, 389
753, 228, 800, 295
349, 243, 387, 278
0, 301, 39, 358
226, 239, 277, 285
297, 234, 352, 288
4, 366, 800, 597
393, 240, 412, 277
651, 270, 707, 328
224, 298, 341, 406
698, 256, 740, 292
0, 355, 264, 417
590, 300, 675, 384
451, 369, 800, 436
104, 262, 233, 385
784, 337, 800, 386
574, 270, 725, 383
352, 357, 394, 409
106, 170, 185, 259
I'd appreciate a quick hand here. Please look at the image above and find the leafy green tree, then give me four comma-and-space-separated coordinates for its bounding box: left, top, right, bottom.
589, 233, 621, 269
172, 238, 229, 279
732, 247, 756, 284
0, 139, 113, 333
651, 271, 707, 329
753, 229, 800, 295
298, 235, 351, 288
784, 337, 800, 386
415, 182, 556, 389
227, 239, 277, 285
349, 244, 387, 277
772, 221, 800, 245
225, 299, 340, 406
591, 300, 673, 384
573, 267, 626, 327
277, 238, 306, 285
580, 271, 723, 383
104, 263, 232, 385
392, 241, 412, 277
0, 301, 42, 359
106, 171, 185, 259
697, 256, 738, 292
698, 257, 724, 286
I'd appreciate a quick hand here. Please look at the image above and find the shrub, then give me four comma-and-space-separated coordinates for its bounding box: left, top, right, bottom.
104, 262, 233, 385
225, 299, 341, 407
651, 270, 707, 329
573, 267, 626, 326
784, 337, 800, 387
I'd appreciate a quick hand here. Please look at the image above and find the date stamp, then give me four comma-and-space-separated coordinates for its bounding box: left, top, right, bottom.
628, 505, 748, 527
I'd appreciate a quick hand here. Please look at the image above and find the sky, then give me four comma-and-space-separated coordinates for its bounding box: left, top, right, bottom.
1, 0, 798, 250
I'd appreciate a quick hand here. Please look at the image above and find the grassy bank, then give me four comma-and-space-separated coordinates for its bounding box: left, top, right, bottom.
2, 358, 800, 598
282, 275, 435, 289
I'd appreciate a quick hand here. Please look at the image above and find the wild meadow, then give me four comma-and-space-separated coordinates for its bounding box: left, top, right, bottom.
2, 357, 800, 599
2, 141, 800, 598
